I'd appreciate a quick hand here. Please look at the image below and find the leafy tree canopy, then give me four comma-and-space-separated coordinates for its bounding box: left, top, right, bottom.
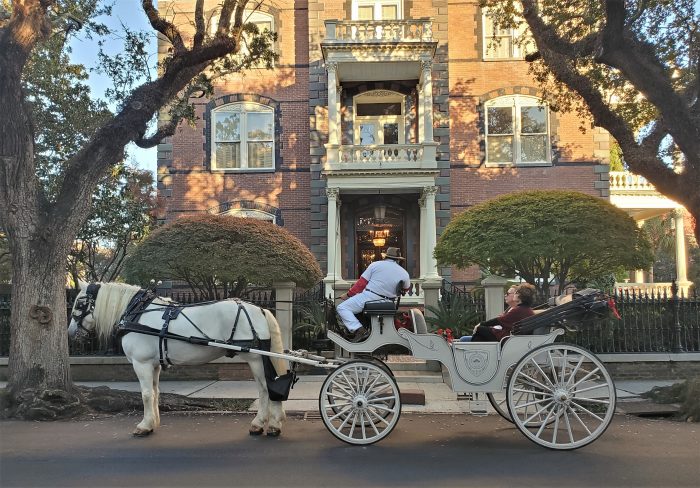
122, 215, 322, 298
482, 0, 700, 243
434, 190, 653, 293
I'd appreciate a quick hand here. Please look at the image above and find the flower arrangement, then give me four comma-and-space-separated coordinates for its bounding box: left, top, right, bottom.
436, 328, 454, 344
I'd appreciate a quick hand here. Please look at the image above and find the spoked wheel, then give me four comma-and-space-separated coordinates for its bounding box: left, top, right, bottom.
319, 360, 401, 445
507, 343, 616, 450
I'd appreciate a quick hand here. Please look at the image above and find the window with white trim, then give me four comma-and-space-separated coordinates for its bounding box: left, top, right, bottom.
211, 102, 274, 171
209, 10, 274, 67
485, 95, 550, 165
482, 11, 534, 59
352, 0, 402, 20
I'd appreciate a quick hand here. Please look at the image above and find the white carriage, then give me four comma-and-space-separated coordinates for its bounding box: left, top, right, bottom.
316, 289, 617, 450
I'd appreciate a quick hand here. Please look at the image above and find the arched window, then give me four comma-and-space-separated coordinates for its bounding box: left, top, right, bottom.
211, 102, 275, 171
485, 95, 550, 165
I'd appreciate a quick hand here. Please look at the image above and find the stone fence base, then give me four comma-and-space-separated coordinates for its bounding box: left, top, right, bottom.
1, 353, 699, 382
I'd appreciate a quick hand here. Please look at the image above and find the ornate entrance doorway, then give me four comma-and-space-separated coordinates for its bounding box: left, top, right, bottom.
355, 204, 404, 277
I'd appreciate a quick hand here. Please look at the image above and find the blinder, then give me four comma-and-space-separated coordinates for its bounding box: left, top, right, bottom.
72, 283, 101, 333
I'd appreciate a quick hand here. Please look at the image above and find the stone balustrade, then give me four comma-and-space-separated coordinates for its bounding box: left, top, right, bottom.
325, 19, 433, 43
609, 171, 657, 193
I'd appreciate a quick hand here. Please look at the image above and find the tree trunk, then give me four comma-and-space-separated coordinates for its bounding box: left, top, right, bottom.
4, 230, 85, 419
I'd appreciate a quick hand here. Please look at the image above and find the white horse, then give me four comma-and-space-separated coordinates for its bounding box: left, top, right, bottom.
68, 281, 287, 437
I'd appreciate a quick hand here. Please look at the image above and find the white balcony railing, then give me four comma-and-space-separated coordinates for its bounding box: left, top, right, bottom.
325, 142, 438, 171
341, 144, 422, 163
325, 19, 433, 43
609, 171, 657, 193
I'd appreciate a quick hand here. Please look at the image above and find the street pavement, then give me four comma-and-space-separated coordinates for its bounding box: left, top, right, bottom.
2, 412, 699, 487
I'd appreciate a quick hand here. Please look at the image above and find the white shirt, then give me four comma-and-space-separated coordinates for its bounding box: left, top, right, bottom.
360, 259, 411, 298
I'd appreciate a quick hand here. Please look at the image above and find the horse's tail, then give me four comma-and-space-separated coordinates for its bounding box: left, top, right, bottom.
264, 308, 288, 374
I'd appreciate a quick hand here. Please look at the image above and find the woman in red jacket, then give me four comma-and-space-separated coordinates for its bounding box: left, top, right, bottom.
459, 283, 536, 342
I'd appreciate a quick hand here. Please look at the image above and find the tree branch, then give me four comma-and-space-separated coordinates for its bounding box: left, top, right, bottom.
192, 0, 205, 48
595, 0, 700, 159
520, 0, 597, 58
141, 0, 185, 54
135, 118, 179, 148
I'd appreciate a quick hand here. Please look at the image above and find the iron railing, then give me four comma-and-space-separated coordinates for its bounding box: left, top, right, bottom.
1, 284, 697, 356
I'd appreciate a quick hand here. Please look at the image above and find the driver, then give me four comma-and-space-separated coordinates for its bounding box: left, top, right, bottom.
337, 247, 411, 343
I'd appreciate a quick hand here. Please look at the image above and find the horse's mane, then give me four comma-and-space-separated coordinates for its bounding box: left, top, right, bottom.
93, 282, 142, 344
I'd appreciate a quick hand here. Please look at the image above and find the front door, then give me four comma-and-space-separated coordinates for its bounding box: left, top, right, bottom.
355, 204, 404, 277
354, 91, 405, 146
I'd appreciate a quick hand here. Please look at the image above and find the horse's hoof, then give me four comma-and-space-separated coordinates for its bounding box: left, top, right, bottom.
249, 427, 264, 436
133, 428, 153, 437
267, 428, 281, 437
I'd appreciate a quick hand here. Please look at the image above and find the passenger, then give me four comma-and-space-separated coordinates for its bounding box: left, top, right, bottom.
459, 283, 536, 342
337, 247, 411, 343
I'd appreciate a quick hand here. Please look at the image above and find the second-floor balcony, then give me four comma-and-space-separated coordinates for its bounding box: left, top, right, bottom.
324, 142, 438, 173
324, 19, 434, 44
321, 19, 437, 82
609, 171, 683, 221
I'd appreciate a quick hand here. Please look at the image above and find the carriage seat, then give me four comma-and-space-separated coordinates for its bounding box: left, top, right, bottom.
363, 299, 397, 315
362, 282, 404, 315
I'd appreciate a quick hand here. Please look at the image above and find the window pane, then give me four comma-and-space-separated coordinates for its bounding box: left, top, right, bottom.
382, 5, 398, 19
383, 123, 399, 144
215, 113, 240, 141
215, 142, 241, 168
486, 36, 513, 58
487, 107, 513, 134
247, 113, 273, 140
359, 123, 377, 145
521, 135, 547, 162
358, 6, 374, 20
255, 21, 272, 33
521, 106, 547, 134
357, 103, 402, 116
248, 142, 273, 168
487, 135, 513, 163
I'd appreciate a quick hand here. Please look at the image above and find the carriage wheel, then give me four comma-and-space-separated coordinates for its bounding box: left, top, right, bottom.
319, 360, 401, 445
507, 343, 616, 450
327, 357, 396, 422
487, 392, 512, 422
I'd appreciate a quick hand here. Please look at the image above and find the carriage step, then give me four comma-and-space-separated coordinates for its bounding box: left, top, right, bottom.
386, 357, 442, 372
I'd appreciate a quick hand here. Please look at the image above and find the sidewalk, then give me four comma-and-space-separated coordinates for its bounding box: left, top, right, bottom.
0, 376, 678, 415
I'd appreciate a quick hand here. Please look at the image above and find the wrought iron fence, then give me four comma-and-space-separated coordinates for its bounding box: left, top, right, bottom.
439, 280, 487, 323
0, 286, 277, 357
292, 282, 331, 351
1, 284, 697, 356
564, 287, 699, 353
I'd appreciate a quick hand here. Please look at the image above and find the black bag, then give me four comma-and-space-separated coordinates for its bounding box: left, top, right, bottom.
263, 355, 298, 402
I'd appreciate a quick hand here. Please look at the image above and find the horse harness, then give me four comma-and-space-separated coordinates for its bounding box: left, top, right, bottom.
71, 283, 102, 334
118, 294, 264, 368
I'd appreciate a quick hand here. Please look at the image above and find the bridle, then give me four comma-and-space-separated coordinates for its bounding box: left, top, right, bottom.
71, 283, 101, 335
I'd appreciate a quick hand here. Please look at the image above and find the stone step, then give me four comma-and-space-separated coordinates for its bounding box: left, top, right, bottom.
392, 370, 445, 384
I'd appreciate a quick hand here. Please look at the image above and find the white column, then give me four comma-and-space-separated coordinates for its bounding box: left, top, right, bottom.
335, 199, 343, 279
634, 219, 646, 284
325, 187, 340, 282
674, 210, 689, 284
417, 81, 425, 143
326, 62, 339, 145
422, 186, 440, 279
418, 195, 427, 279
421, 60, 434, 143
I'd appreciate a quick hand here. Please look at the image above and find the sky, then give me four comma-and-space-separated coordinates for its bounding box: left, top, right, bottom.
69, 0, 158, 176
